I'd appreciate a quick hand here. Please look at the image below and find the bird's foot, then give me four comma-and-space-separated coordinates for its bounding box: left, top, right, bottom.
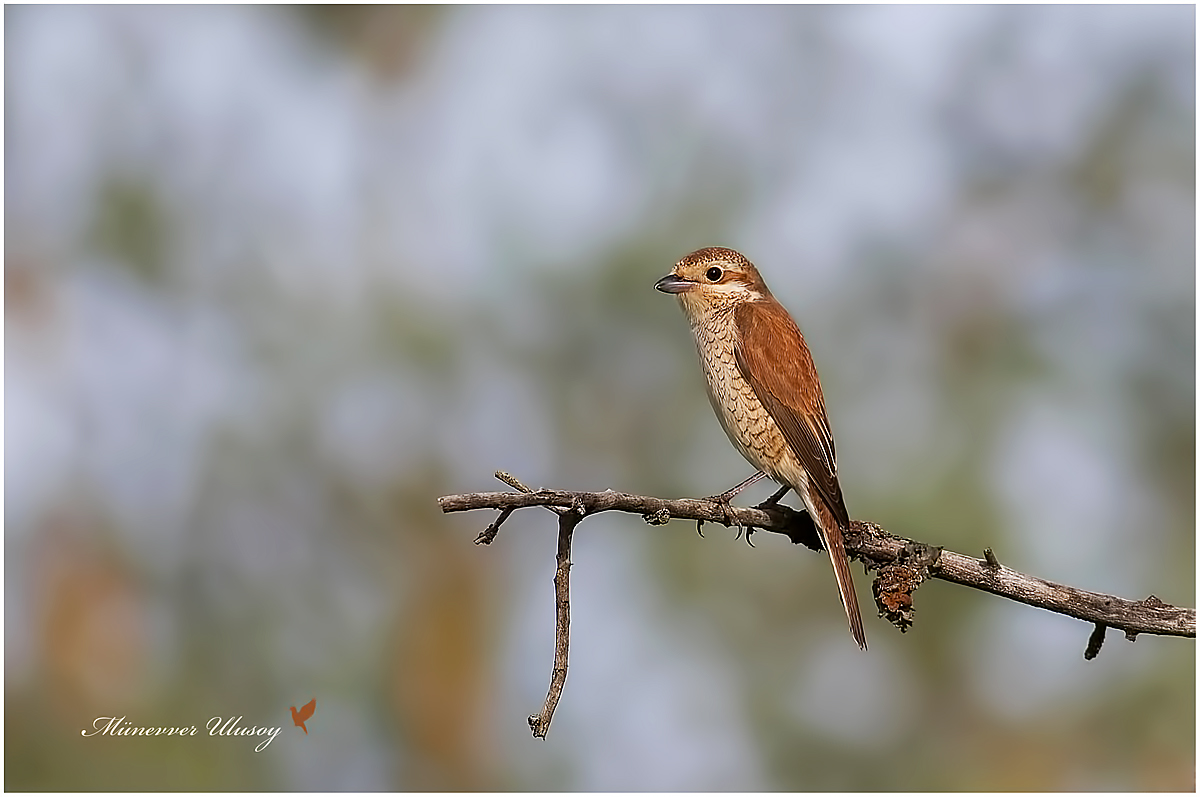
701, 485, 745, 528
704, 494, 755, 545
702, 472, 777, 541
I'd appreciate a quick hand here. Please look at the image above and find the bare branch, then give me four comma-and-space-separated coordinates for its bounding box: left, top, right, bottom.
1085, 623, 1108, 660
439, 488, 823, 549
527, 506, 580, 739
438, 485, 1195, 640
439, 478, 1194, 736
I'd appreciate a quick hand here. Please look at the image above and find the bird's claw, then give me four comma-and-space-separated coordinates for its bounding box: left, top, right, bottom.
732, 524, 758, 547
703, 492, 738, 529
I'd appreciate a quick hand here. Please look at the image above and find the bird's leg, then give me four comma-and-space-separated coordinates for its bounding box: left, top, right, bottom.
733, 484, 793, 546
702, 471, 767, 536
755, 484, 791, 509
706, 470, 768, 505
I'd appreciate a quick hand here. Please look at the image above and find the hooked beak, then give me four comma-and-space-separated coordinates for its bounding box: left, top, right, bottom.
654, 274, 695, 294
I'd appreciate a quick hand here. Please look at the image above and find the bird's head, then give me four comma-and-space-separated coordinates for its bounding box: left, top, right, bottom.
654, 247, 771, 319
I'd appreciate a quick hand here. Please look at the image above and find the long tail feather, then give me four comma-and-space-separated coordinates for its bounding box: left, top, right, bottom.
813, 503, 867, 649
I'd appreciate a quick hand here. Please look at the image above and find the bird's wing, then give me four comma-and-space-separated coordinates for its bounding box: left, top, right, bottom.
299, 699, 316, 721
735, 299, 866, 649
733, 300, 850, 530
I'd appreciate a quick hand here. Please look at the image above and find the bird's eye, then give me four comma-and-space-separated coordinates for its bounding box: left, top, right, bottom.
705, 267, 723, 282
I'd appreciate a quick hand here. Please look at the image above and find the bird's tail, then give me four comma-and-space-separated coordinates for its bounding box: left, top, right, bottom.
820, 521, 867, 649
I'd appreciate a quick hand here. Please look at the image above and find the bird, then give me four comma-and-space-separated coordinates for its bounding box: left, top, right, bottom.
655, 246, 866, 649
290, 699, 316, 734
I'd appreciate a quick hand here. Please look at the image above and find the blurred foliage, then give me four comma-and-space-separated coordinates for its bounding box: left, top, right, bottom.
5, 4, 1194, 791
89, 177, 173, 285
296, 5, 446, 80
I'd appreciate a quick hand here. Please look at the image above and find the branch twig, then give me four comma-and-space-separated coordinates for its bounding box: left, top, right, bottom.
527, 506, 580, 738
439, 478, 1194, 736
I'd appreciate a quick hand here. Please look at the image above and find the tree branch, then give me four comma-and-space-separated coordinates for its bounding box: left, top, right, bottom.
439, 475, 1194, 736
526, 506, 580, 739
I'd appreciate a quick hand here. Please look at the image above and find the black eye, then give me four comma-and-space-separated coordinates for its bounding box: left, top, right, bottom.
705, 266, 723, 282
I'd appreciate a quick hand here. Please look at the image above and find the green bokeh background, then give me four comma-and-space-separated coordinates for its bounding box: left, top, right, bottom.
6, 5, 1194, 790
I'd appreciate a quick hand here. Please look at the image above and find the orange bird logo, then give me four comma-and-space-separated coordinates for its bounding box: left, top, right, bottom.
290, 699, 316, 734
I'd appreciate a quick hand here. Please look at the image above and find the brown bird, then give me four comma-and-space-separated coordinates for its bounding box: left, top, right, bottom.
290, 698, 316, 734
655, 247, 866, 649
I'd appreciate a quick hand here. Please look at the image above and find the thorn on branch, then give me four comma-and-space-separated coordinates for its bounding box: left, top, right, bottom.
1121, 597, 1168, 643
1085, 622, 1107, 660
983, 548, 1001, 568
1139, 594, 1169, 609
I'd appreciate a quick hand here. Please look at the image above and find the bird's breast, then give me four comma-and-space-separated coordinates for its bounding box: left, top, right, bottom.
687, 311, 802, 487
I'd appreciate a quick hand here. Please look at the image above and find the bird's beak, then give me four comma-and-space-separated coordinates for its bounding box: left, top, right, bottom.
654, 274, 694, 294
